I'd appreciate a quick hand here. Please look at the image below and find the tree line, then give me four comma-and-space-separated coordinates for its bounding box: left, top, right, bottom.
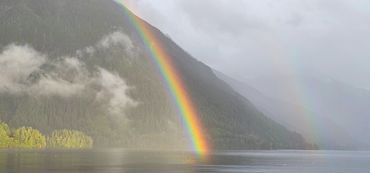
0, 121, 92, 149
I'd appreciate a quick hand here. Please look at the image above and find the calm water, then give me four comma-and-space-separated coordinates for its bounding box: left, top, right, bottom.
1, 150, 369, 173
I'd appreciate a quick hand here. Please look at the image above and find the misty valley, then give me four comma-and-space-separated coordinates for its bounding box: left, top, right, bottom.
0, 0, 310, 151
1, 0, 370, 173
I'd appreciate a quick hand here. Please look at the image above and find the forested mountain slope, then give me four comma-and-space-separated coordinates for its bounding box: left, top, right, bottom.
0, 0, 310, 150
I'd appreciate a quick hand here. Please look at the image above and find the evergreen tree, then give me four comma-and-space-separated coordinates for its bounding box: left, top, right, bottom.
0, 121, 12, 148
12, 127, 46, 149
0, 121, 94, 149
47, 129, 93, 149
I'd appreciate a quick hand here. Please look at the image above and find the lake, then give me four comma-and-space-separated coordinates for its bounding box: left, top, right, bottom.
1, 150, 369, 173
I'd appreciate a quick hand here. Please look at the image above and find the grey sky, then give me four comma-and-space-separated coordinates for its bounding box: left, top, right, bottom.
121, 0, 370, 89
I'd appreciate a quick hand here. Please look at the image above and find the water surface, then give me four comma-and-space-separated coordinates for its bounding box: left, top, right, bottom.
1, 150, 369, 173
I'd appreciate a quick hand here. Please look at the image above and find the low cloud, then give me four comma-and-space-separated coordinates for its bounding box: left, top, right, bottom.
98, 31, 133, 49
77, 31, 134, 57
28, 57, 88, 97
96, 68, 137, 116
0, 31, 137, 116
0, 45, 46, 94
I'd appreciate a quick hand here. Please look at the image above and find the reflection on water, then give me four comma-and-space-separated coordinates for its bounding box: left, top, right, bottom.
1, 150, 370, 173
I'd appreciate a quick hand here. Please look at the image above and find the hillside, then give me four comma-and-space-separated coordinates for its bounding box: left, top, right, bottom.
0, 0, 310, 150
215, 71, 359, 149
246, 74, 370, 148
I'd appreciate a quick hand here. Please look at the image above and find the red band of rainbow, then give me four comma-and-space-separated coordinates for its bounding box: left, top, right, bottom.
115, 1, 209, 155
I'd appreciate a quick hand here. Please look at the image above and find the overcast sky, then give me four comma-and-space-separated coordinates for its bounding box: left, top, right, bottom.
121, 0, 370, 89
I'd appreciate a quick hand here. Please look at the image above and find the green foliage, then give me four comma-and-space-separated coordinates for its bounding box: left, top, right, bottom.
12, 127, 46, 149
0, 122, 12, 148
47, 129, 93, 149
0, 122, 10, 135
0, 121, 93, 149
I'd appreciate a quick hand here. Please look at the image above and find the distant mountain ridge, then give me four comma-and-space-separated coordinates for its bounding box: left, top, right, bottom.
215, 70, 370, 149
0, 0, 310, 150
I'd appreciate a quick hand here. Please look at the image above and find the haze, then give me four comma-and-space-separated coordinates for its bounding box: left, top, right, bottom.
123, 0, 370, 89
120, 0, 370, 148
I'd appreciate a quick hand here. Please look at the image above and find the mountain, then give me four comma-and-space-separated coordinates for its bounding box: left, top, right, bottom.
215, 71, 360, 149
254, 74, 370, 149
217, 70, 370, 149
0, 0, 309, 150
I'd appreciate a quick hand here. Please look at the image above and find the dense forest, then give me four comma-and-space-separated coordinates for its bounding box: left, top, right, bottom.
0, 0, 313, 150
0, 121, 92, 149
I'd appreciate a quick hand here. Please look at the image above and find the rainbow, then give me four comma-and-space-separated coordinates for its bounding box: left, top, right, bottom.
114, 1, 209, 155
